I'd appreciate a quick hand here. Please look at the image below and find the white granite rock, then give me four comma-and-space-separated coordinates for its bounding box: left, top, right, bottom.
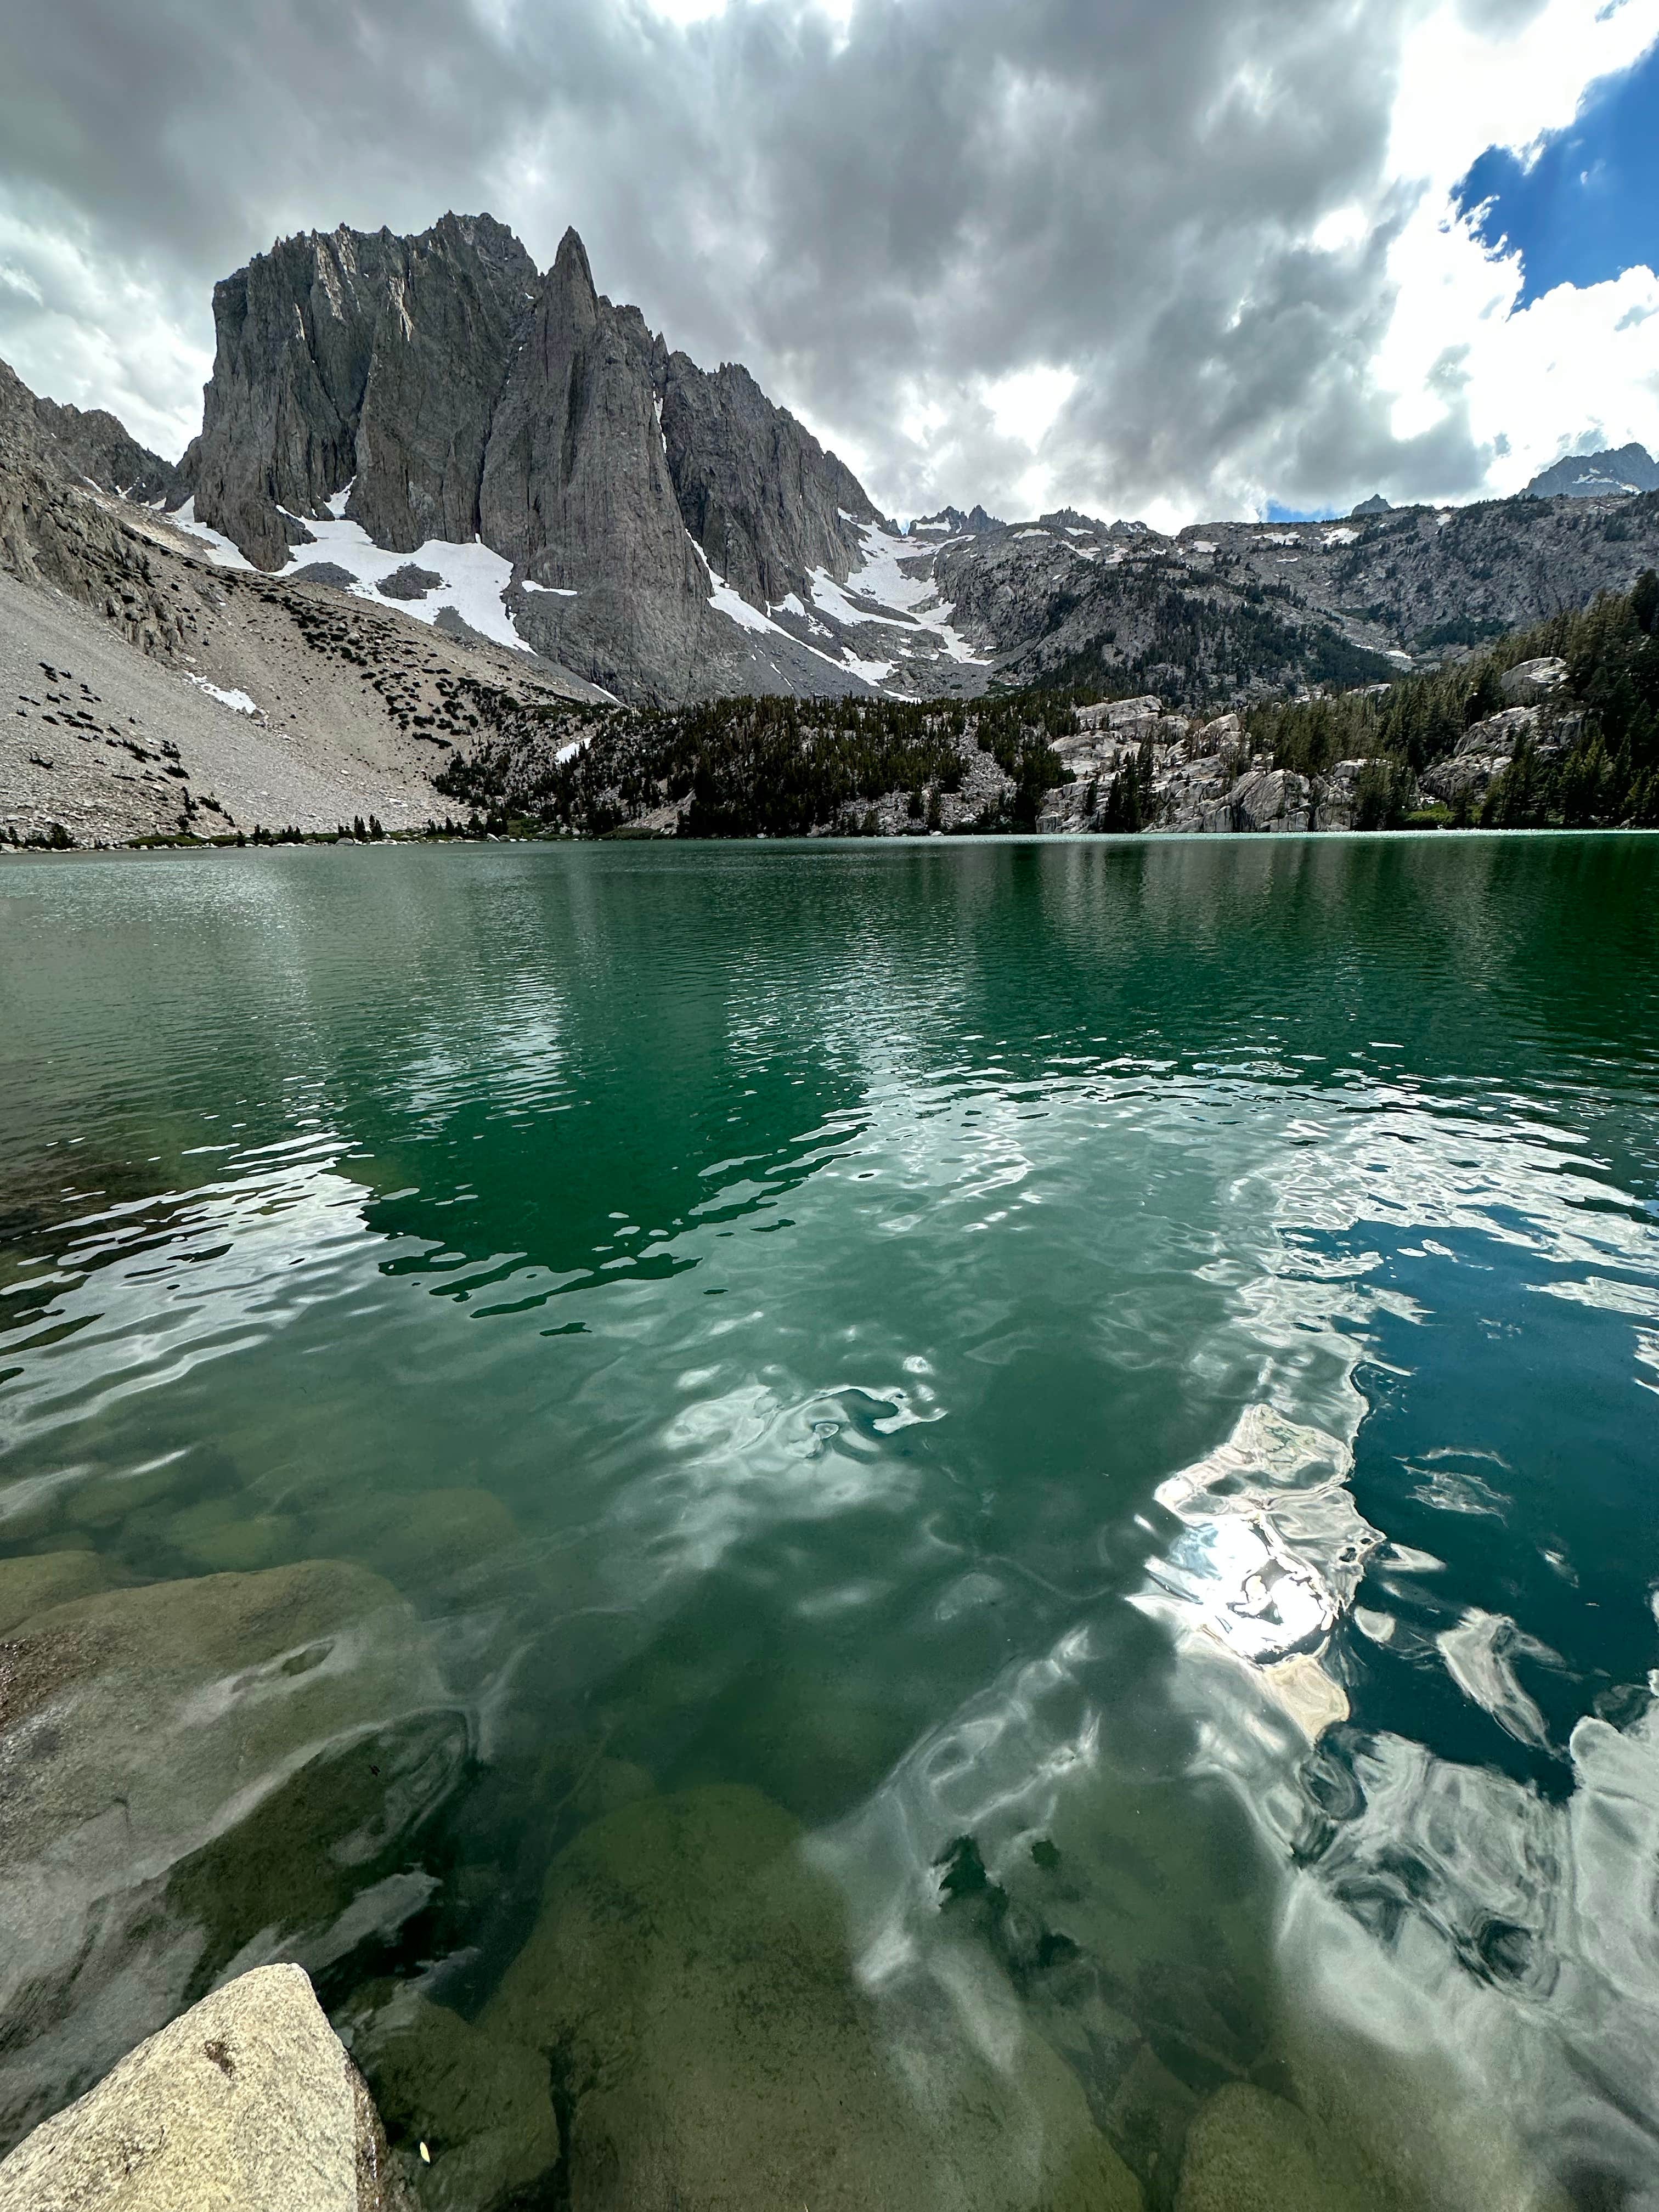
0, 1964, 410, 2211
1499, 656, 1567, 703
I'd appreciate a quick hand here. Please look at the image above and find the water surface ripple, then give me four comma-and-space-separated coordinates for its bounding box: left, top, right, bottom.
2, 835, 1657, 2205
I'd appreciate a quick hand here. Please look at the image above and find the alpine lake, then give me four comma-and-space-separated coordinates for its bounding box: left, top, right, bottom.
2, 832, 1657, 2211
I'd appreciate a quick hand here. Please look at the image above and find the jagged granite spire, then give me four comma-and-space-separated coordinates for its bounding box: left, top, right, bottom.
481, 226, 712, 697
171, 212, 892, 698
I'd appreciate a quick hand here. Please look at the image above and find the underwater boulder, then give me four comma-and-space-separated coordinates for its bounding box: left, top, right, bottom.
344, 1983, 560, 2212
303, 1486, 520, 1590
483, 1782, 1141, 2212
1174, 2083, 1378, 2212
0, 1549, 112, 1633
0, 1560, 456, 2154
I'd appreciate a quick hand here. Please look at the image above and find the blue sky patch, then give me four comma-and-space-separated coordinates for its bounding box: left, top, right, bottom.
1263, 500, 1341, 523
1454, 38, 1659, 305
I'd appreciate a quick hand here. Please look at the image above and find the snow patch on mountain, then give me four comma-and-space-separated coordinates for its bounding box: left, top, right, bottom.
169, 499, 257, 572
842, 653, 896, 685
185, 675, 260, 715
171, 493, 535, 654
707, 569, 777, 635
806, 521, 992, 669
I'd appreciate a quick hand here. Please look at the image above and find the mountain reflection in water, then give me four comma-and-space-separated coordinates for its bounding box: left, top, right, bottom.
2, 834, 1657, 2208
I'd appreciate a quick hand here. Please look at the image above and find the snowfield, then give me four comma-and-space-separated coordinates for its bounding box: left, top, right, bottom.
171, 496, 991, 693
806, 522, 990, 669
170, 499, 257, 572
172, 488, 535, 655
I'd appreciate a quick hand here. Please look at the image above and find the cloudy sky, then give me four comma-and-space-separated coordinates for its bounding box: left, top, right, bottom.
1, 0, 1655, 529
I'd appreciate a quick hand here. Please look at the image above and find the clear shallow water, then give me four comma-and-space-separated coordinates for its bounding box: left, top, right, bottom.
2, 834, 1657, 2205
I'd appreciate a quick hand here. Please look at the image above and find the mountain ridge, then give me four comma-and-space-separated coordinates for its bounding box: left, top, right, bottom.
164, 212, 891, 702
149, 210, 1658, 707
4, 208, 1659, 800
1524, 443, 1659, 500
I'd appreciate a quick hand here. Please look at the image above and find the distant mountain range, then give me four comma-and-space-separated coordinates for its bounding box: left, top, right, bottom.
4, 211, 1659, 721
1523, 444, 1659, 499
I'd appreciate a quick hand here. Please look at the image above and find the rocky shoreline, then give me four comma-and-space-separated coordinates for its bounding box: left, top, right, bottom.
1037, 656, 1576, 834
0, 1544, 1436, 2210
0, 1966, 414, 2211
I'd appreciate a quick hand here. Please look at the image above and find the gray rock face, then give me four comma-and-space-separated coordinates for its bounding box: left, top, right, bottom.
1525, 443, 1659, 499
1073, 695, 1163, 733
177, 217, 894, 701
480, 229, 714, 700
1227, 766, 1312, 831
378, 563, 444, 601
166, 217, 917, 701
30, 397, 171, 503
0, 360, 195, 661
1418, 704, 1544, 805
0, 357, 57, 476
183, 213, 537, 571
33, 208, 1659, 709
0, 1964, 411, 2212
659, 353, 876, 607
1499, 654, 1567, 703
909, 504, 1001, 538
1455, 704, 1539, 757
145, 212, 1659, 708
1310, 758, 1368, 830
893, 491, 1659, 707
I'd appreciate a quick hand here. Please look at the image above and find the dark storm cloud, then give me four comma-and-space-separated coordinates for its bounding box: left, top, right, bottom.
0, 0, 1490, 520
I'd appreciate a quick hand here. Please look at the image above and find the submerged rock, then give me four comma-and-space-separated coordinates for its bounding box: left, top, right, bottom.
0, 1549, 111, 1634
1174, 2082, 1378, 2212
0, 1962, 411, 2211
165, 1496, 298, 1572
305, 1485, 520, 1588
343, 1984, 559, 2211
483, 1782, 1140, 2212
0, 1561, 456, 2153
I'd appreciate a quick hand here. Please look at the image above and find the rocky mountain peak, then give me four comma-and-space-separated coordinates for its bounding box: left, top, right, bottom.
1524, 443, 1659, 499
550, 225, 599, 307
909, 505, 1002, 538
24, 390, 171, 503
658, 352, 878, 609
63, 206, 1657, 718
174, 212, 539, 566
163, 212, 907, 699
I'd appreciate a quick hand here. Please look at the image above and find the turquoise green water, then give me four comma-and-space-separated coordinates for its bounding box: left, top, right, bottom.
2, 835, 1658, 2207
